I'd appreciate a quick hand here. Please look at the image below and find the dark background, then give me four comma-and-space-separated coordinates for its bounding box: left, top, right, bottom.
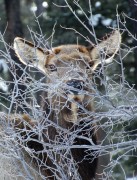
0, 0, 137, 179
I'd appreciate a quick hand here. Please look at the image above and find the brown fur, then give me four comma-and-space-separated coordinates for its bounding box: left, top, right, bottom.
10, 30, 121, 179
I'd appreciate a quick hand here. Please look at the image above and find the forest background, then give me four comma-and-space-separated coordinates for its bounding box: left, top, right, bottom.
0, 0, 137, 179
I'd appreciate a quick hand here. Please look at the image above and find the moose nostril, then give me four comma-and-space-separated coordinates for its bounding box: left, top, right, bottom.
66, 80, 84, 90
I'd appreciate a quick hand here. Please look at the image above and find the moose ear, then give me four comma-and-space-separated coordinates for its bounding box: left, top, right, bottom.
89, 30, 121, 70
14, 37, 46, 73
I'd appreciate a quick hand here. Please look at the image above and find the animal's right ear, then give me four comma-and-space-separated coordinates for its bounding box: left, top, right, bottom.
14, 37, 46, 73
88, 30, 121, 70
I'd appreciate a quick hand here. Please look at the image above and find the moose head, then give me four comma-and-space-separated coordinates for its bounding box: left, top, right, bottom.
12, 30, 122, 179
14, 30, 121, 124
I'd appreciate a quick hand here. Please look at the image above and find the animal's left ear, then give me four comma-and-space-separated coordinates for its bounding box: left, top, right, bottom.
14, 37, 46, 73
88, 30, 121, 70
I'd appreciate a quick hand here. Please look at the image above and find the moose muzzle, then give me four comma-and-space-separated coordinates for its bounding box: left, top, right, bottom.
66, 79, 85, 95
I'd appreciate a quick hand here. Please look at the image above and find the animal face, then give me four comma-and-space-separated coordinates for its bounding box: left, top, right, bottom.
14, 30, 121, 123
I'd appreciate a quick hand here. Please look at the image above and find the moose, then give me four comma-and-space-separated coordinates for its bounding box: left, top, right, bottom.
0, 30, 121, 179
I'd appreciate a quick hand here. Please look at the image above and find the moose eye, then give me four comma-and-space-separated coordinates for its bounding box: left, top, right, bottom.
46, 64, 57, 72
86, 61, 94, 69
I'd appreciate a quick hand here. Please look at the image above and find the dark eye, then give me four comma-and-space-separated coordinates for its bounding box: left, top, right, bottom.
46, 64, 57, 72
86, 61, 94, 69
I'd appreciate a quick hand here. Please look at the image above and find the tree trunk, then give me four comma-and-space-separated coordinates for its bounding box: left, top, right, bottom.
4, 0, 23, 43
4, 0, 26, 112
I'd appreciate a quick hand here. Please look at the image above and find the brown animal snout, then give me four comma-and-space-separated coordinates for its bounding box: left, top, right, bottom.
66, 79, 85, 94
